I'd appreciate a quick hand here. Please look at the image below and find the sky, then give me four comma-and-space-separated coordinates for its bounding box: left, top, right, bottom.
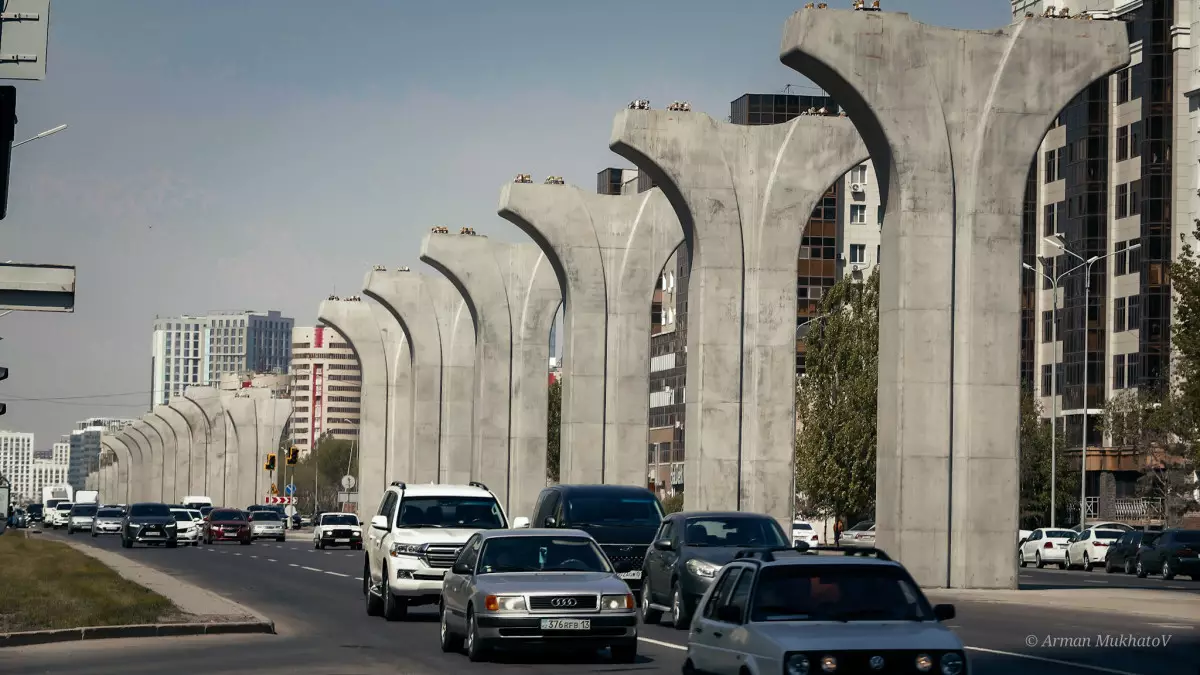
3, 0, 1010, 448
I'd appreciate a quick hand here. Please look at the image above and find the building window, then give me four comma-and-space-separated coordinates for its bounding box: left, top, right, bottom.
850, 205, 866, 224
1041, 365, 1052, 396
1129, 121, 1141, 159
1044, 148, 1058, 183
1126, 353, 1139, 387
1114, 297, 1126, 332
1114, 354, 1126, 389
1041, 310, 1053, 343
849, 245, 865, 264
1115, 241, 1128, 275
1116, 67, 1131, 104
849, 165, 868, 184
1127, 294, 1140, 327
1116, 125, 1129, 161
1115, 183, 1128, 219
1128, 239, 1141, 272
876, 205, 884, 225
1128, 180, 1140, 216
1043, 203, 1056, 236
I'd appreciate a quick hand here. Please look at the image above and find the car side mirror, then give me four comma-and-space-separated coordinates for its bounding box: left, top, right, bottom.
370, 515, 389, 530
451, 562, 472, 575
512, 516, 530, 529
543, 515, 557, 528
653, 539, 672, 551
933, 604, 955, 621
715, 605, 742, 624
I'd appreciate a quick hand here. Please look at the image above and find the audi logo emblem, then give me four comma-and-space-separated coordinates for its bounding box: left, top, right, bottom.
550, 598, 578, 608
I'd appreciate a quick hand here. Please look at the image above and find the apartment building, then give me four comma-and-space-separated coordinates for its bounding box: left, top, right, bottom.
0, 431, 34, 503
67, 417, 136, 491
30, 441, 70, 505
289, 325, 362, 454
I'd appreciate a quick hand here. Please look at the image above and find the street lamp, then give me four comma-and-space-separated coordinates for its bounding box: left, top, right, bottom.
11, 124, 66, 149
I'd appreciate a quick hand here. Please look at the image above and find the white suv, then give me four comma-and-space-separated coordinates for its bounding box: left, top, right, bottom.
363, 481, 509, 621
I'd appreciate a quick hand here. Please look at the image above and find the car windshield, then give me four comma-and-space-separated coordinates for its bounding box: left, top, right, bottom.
1094, 530, 1123, 540
1044, 530, 1074, 539
71, 505, 97, 516
252, 512, 281, 521
684, 517, 788, 547
45, 500, 62, 510
477, 536, 611, 574
199, 506, 214, 516
396, 497, 505, 529
171, 511, 193, 523
27, 504, 43, 515
211, 510, 246, 521
188, 511, 203, 520
1173, 530, 1200, 543
128, 504, 170, 518
792, 523, 813, 530
563, 496, 662, 527
321, 514, 359, 526
56, 503, 73, 512
750, 564, 931, 623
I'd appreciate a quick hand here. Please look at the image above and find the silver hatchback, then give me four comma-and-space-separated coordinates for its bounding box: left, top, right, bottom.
439, 529, 638, 663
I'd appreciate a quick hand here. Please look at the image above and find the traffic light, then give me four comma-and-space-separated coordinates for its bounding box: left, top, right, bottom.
0, 366, 7, 416
286, 446, 298, 465
0, 87, 15, 220
264, 453, 276, 471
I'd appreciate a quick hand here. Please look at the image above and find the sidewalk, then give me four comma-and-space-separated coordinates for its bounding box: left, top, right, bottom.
927, 587, 1200, 623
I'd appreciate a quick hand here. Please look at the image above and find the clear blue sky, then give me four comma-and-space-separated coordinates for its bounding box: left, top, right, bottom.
3, 0, 1010, 447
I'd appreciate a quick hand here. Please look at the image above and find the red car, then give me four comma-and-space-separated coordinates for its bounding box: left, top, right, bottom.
204, 508, 252, 545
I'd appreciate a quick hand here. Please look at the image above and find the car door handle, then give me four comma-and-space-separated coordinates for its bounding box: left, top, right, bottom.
712, 631, 723, 638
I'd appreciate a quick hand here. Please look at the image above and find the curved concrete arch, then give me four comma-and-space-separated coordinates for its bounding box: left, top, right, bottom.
145, 410, 178, 503
159, 404, 194, 501
102, 435, 133, 504
134, 421, 165, 502
318, 297, 392, 510
127, 425, 158, 502
362, 269, 442, 483
423, 273, 476, 485
610, 109, 867, 528
171, 393, 211, 498
371, 301, 410, 485
84, 470, 96, 491
498, 184, 683, 488
116, 429, 147, 502
252, 389, 293, 504
183, 387, 228, 506
778, 10, 1128, 588
224, 393, 257, 509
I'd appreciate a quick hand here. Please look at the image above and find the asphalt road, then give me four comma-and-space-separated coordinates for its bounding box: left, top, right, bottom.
1018, 564, 1200, 593
2, 528, 1196, 675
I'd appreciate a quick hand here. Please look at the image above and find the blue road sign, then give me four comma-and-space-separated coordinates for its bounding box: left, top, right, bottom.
285, 483, 296, 496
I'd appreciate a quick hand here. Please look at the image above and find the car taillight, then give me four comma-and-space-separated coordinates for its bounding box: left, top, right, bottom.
1044, 542, 1054, 549
811, 535, 819, 541
1094, 542, 1107, 547
1179, 548, 1196, 556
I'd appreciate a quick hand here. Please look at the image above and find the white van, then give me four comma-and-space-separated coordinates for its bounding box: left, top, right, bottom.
182, 495, 213, 511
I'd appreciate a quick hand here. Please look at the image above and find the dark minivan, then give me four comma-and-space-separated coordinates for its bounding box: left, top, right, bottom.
518, 485, 663, 595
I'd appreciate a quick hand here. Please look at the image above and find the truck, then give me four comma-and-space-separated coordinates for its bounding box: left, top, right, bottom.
75, 490, 99, 505
42, 485, 73, 513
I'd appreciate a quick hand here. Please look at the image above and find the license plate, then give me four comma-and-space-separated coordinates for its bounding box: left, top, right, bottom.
618, 571, 642, 580
335, 538, 349, 543
541, 619, 590, 630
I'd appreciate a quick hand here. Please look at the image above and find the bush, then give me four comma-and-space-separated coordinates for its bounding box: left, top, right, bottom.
662, 493, 684, 514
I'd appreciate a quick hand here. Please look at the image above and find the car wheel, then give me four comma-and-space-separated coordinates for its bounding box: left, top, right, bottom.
317, 540, 325, 550
641, 579, 662, 624
610, 640, 637, 663
1105, 557, 1115, 573
1018, 550, 1026, 568
241, 539, 251, 546
439, 602, 463, 652
1035, 552, 1045, 569
364, 562, 383, 616
1136, 558, 1148, 578
670, 580, 691, 629
122, 537, 132, 549
1083, 553, 1092, 571
1162, 559, 1175, 581
382, 567, 408, 621
1124, 558, 1134, 575
465, 606, 489, 662
1064, 552, 1072, 570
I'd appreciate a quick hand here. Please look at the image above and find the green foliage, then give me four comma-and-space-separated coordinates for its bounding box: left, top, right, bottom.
547, 378, 561, 483
1101, 389, 1197, 525
661, 493, 684, 514
1171, 223, 1200, 444
794, 268, 879, 525
1018, 387, 1077, 529
286, 434, 358, 514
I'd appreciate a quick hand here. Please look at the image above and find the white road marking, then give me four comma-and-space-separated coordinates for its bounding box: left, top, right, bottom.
301, 566, 322, 572
345, 554, 355, 558
288, 563, 299, 568
250, 555, 258, 559
355, 576, 363, 581
325, 571, 350, 578
1166, 585, 1187, 590
1150, 623, 1193, 629
637, 637, 685, 651
1083, 580, 1106, 584
965, 646, 1141, 674
267, 558, 277, 563
233, 553, 242, 556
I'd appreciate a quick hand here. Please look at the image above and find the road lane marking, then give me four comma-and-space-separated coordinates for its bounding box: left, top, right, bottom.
250, 555, 258, 559
325, 571, 350, 578
355, 576, 363, 581
1166, 585, 1187, 590
301, 566, 322, 572
267, 558, 277, 562
638, 637, 685, 651
288, 563, 299, 568
233, 553, 242, 556
1150, 623, 1193, 629
1083, 580, 1106, 584
964, 646, 1141, 674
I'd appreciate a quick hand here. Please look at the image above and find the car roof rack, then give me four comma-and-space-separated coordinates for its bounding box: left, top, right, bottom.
733, 544, 812, 562
468, 481, 489, 491
807, 545, 892, 561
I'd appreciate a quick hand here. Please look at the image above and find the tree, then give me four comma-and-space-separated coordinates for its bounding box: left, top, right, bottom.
795, 268, 879, 539
1170, 221, 1200, 441
662, 493, 684, 514
1018, 387, 1077, 529
547, 378, 561, 483
287, 434, 358, 514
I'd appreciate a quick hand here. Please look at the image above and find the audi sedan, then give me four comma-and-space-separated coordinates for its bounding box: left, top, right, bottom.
204, 508, 252, 545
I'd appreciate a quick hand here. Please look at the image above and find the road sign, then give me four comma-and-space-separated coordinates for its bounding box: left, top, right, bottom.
340, 475, 356, 490
284, 483, 296, 496
0, 0, 50, 81
263, 496, 295, 505
270, 483, 278, 495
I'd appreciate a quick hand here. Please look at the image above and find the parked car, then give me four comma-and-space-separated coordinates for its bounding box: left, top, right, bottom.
792, 521, 822, 547
438, 529, 638, 663
1134, 528, 1200, 580
91, 507, 125, 536
1065, 528, 1125, 571
1070, 521, 1133, 533
1018, 528, 1075, 569
840, 520, 875, 548
121, 502, 179, 548
679, 545, 965, 675
641, 511, 790, 629
1104, 529, 1161, 574
203, 508, 252, 545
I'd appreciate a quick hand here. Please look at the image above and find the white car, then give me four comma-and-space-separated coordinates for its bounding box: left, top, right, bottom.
314, 512, 363, 549
791, 521, 821, 546
249, 511, 287, 542
50, 502, 74, 529
1018, 527, 1075, 569
170, 508, 201, 546
363, 481, 509, 620
840, 520, 875, 548
1065, 527, 1126, 571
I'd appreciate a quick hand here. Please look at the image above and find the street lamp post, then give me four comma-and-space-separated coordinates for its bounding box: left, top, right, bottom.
11, 124, 66, 149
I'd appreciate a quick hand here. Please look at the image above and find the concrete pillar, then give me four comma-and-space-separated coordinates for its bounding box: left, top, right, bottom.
117, 429, 148, 502
170, 396, 208, 497
362, 269, 443, 483
779, 9, 1128, 588
610, 109, 867, 527
374, 302, 410, 487
318, 296, 392, 514
498, 184, 683, 489
158, 405, 193, 502
145, 411, 178, 504
425, 273, 476, 485
133, 421, 165, 502
252, 388, 293, 504
224, 393, 258, 509
184, 388, 229, 506
103, 435, 133, 504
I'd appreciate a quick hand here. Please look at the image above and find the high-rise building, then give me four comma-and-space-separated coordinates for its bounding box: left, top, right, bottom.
30, 440, 70, 504
289, 325, 361, 453
0, 431, 35, 503
67, 418, 135, 491
151, 310, 294, 407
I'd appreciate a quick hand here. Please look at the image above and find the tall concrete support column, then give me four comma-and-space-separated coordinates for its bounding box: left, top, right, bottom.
319, 297, 392, 513
145, 412, 178, 504
499, 185, 683, 488
159, 405, 193, 501
184, 387, 228, 506
779, 9, 1128, 588
363, 270, 443, 483
611, 110, 867, 527
224, 393, 258, 509
373, 302, 410, 486
170, 396, 208, 497
117, 429, 148, 502
132, 424, 160, 501
103, 436, 133, 504
252, 388, 293, 503
425, 274, 476, 485
138, 421, 167, 502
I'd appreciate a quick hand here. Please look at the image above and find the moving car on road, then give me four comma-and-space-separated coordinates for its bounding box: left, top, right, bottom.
249, 511, 287, 542
1065, 528, 1124, 571
25, 503, 43, 525
1134, 528, 1200, 580
313, 512, 362, 549
121, 502, 179, 548
641, 511, 790, 629
91, 507, 125, 536
170, 508, 202, 546
204, 508, 252, 545
363, 481, 509, 620
438, 529, 637, 663
49, 502, 74, 530
680, 545, 966, 675
66, 503, 99, 534
1018, 527, 1074, 569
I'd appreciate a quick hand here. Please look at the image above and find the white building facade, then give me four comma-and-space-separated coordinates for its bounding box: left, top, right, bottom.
289, 325, 362, 454
0, 431, 35, 503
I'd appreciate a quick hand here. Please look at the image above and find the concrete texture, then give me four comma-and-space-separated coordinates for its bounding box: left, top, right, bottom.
134, 422, 165, 502
157, 406, 193, 502
169, 396, 208, 497
318, 297, 391, 513
424, 274, 476, 485
251, 388, 292, 504
186, 387, 229, 506
499, 185, 682, 489
223, 393, 258, 509
779, 9, 1128, 589
101, 435, 132, 504
143, 413, 177, 504
362, 269, 442, 483
84, 470, 96, 492
116, 429, 148, 502
610, 110, 867, 528
372, 301, 410, 488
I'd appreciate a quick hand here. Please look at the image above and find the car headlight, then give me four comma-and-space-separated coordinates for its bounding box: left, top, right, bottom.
600, 593, 634, 611
786, 654, 811, 675
940, 652, 964, 675
820, 655, 836, 672
915, 653, 933, 671
483, 594, 526, 612
686, 559, 722, 578
351, 529, 361, 535
390, 542, 423, 556
165, 522, 176, 528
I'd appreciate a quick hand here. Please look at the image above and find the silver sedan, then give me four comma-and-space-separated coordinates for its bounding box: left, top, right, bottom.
439, 529, 638, 663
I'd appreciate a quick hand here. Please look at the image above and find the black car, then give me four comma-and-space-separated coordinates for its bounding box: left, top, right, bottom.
25, 503, 43, 524
1135, 528, 1200, 580
121, 502, 179, 548
641, 511, 790, 628
1105, 529, 1160, 574
525, 485, 663, 595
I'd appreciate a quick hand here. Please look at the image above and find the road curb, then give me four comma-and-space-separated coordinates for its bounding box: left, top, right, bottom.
0, 620, 275, 648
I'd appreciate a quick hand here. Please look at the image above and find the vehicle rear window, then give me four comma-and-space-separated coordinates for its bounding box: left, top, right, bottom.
563, 496, 662, 527
477, 536, 611, 574
792, 523, 813, 530
71, 505, 97, 516
1044, 530, 1074, 538
171, 511, 193, 523
1173, 530, 1200, 544
251, 512, 281, 521
129, 504, 170, 518
750, 564, 931, 623
1094, 530, 1123, 540
210, 510, 246, 521
96, 509, 122, 518
56, 503, 73, 511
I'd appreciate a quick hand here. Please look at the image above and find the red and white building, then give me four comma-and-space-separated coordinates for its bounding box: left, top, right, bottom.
288, 326, 361, 457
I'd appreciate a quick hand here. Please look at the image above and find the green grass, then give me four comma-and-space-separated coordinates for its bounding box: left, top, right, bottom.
0, 532, 176, 632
